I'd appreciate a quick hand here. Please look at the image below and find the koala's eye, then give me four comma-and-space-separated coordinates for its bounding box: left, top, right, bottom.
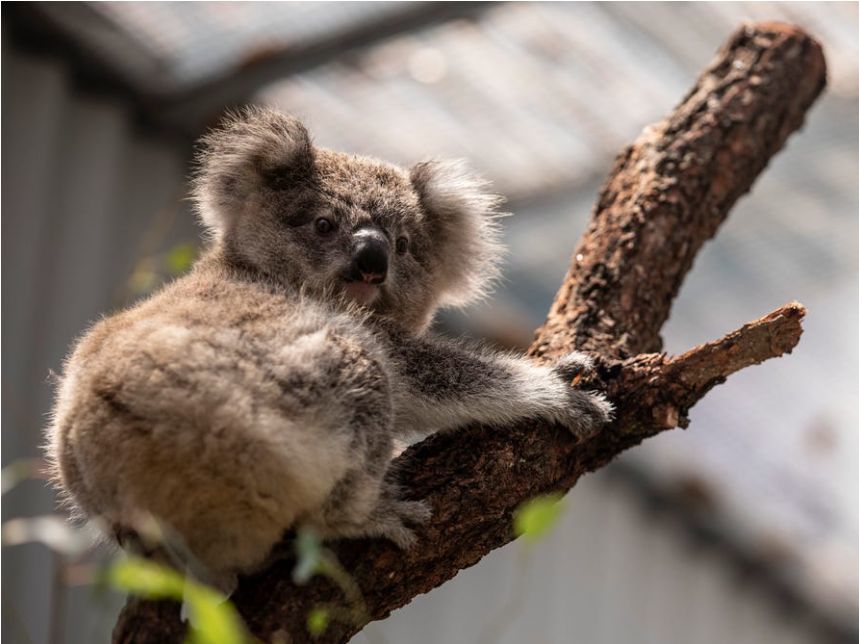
314, 217, 335, 235
396, 236, 409, 255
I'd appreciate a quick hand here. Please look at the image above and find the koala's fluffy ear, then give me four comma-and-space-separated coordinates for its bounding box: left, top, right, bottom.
192, 107, 314, 235
410, 160, 506, 307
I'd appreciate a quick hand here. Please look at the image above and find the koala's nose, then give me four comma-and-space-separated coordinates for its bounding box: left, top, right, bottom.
352, 229, 388, 284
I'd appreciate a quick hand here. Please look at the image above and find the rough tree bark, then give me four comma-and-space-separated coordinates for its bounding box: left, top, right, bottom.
113, 22, 826, 644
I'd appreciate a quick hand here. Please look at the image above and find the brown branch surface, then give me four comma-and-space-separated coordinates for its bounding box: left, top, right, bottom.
533, 22, 825, 361
113, 23, 825, 644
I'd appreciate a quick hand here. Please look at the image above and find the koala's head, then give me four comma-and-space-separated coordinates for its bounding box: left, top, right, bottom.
192, 107, 505, 332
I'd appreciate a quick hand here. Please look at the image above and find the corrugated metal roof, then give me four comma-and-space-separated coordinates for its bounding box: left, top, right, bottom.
91, 2, 415, 90
254, 2, 859, 201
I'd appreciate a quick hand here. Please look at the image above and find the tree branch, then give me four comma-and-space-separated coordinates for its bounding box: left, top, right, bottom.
533, 22, 825, 360
606, 301, 807, 438
113, 23, 825, 644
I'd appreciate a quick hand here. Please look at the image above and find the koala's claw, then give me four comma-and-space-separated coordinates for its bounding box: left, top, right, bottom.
554, 352, 596, 383
370, 496, 432, 549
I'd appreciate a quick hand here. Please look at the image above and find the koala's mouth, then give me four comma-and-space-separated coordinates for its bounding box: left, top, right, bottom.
342, 280, 381, 306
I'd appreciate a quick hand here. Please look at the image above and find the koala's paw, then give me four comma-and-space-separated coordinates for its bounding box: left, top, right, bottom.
553, 351, 596, 383
552, 353, 613, 439
556, 389, 614, 440
370, 492, 432, 550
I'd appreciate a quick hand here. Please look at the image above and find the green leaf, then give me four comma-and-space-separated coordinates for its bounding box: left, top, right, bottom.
513, 493, 565, 543
106, 557, 185, 599
184, 584, 246, 644
293, 526, 323, 584
307, 607, 330, 637
165, 243, 197, 275
107, 557, 246, 644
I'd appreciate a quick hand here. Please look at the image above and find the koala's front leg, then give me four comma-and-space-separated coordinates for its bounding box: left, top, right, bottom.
387, 333, 613, 439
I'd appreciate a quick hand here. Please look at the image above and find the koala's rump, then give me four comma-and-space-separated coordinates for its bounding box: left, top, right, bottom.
52, 311, 361, 573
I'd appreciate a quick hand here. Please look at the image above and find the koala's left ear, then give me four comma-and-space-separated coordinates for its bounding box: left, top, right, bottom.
192, 107, 315, 236
410, 160, 506, 307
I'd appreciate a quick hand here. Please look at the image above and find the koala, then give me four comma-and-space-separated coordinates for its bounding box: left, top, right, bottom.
46, 107, 612, 591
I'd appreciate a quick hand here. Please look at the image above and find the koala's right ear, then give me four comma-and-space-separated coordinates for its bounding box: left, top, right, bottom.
410, 159, 506, 307
191, 107, 314, 235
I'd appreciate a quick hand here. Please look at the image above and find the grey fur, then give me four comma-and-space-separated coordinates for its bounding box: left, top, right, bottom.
46, 108, 612, 588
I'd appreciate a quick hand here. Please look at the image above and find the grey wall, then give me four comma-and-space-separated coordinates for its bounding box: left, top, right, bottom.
2, 46, 194, 644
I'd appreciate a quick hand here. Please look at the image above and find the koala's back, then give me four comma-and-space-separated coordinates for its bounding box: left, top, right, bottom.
48, 260, 392, 575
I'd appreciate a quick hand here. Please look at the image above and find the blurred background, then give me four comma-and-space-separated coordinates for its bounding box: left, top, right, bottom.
2, 2, 858, 643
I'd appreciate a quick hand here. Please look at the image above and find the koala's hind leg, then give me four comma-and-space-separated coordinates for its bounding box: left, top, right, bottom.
364, 482, 432, 548
315, 471, 431, 549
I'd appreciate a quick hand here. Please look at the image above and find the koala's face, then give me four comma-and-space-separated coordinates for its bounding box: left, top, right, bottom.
193, 108, 504, 332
